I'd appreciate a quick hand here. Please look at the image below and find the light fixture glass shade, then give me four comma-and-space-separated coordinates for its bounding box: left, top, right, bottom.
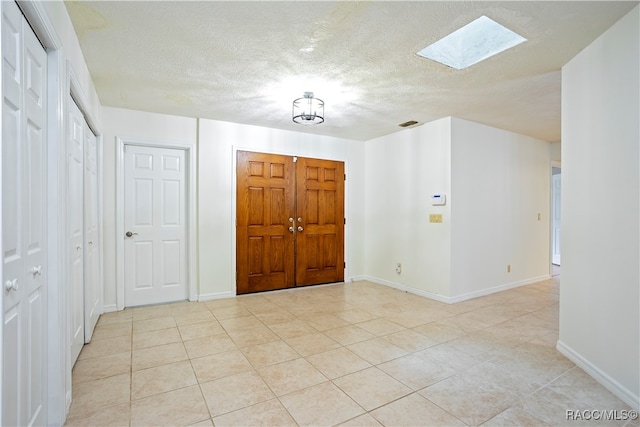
292, 92, 324, 124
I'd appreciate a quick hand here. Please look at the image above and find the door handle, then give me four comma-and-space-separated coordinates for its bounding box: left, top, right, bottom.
289, 226, 295, 233
125, 231, 138, 238
297, 226, 304, 232
4, 279, 18, 292
31, 265, 43, 276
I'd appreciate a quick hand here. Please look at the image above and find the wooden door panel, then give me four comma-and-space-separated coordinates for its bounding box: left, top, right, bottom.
296, 157, 344, 286
237, 151, 295, 294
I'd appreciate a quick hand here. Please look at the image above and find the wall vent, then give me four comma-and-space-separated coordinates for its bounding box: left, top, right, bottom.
398, 120, 419, 128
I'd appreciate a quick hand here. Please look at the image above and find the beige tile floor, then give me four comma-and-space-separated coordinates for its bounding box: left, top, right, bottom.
65, 279, 637, 427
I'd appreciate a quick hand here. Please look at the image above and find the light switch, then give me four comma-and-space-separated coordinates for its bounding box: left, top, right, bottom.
429, 214, 443, 223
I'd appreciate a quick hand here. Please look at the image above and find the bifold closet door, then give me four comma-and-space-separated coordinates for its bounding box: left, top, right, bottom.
84, 123, 101, 341
2, 1, 48, 425
236, 151, 344, 294
69, 98, 102, 352
68, 98, 85, 364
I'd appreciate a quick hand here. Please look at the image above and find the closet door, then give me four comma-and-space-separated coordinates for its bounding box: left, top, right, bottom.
68, 99, 84, 363
84, 125, 101, 341
2, 1, 48, 425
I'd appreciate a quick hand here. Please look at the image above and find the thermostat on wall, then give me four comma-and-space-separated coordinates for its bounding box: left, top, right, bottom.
431, 194, 446, 206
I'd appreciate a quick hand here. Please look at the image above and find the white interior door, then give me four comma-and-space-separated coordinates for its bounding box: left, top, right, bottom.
124, 145, 187, 307
83, 124, 101, 341
552, 171, 561, 265
2, 1, 48, 424
68, 98, 84, 364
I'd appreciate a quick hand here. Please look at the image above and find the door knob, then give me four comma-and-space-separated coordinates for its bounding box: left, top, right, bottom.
297, 218, 303, 223
5, 279, 18, 292
297, 226, 304, 232
31, 265, 42, 276
125, 231, 138, 237
289, 218, 294, 223
288, 226, 295, 233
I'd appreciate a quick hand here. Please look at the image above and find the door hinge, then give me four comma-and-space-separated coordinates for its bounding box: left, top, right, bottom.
344, 173, 346, 181
343, 262, 346, 268
293, 156, 298, 163
344, 218, 346, 225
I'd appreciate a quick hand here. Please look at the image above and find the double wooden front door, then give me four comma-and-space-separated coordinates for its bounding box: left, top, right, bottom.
236, 151, 344, 294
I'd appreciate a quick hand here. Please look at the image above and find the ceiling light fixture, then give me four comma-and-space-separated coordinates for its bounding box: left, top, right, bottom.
292, 92, 324, 125
417, 15, 527, 70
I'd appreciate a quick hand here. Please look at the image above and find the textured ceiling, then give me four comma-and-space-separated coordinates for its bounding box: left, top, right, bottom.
65, 1, 638, 141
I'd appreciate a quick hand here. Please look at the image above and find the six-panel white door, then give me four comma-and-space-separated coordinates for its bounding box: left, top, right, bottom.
84, 123, 101, 341
124, 145, 187, 307
2, 1, 48, 424
68, 99, 84, 363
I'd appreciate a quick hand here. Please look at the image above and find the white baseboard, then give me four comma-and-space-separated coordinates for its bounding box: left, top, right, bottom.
198, 291, 235, 302
557, 340, 640, 410
356, 276, 452, 303
102, 304, 119, 313
354, 275, 551, 304
447, 275, 551, 303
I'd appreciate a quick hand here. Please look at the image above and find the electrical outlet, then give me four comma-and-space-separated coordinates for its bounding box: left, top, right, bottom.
396, 263, 402, 274
507, 264, 511, 273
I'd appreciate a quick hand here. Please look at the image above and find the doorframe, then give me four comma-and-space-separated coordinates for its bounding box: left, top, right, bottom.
550, 160, 561, 275
116, 137, 197, 310
231, 146, 350, 295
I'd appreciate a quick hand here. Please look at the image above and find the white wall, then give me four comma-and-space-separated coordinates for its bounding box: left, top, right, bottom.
550, 141, 561, 162
39, 1, 101, 121
363, 117, 551, 302
364, 118, 453, 299
197, 118, 366, 299
101, 107, 197, 309
559, 6, 639, 409
450, 117, 551, 299
101, 109, 365, 305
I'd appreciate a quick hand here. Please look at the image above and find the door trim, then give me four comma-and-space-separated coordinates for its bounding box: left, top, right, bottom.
116, 138, 197, 310
550, 160, 561, 275
231, 146, 350, 295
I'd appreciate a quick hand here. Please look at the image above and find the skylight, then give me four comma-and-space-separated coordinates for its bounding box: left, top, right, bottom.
417, 15, 526, 70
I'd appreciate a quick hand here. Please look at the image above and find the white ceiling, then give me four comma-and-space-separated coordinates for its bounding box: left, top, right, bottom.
65, 1, 638, 142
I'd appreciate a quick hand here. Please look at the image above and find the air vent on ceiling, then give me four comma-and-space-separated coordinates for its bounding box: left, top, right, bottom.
398, 120, 419, 128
